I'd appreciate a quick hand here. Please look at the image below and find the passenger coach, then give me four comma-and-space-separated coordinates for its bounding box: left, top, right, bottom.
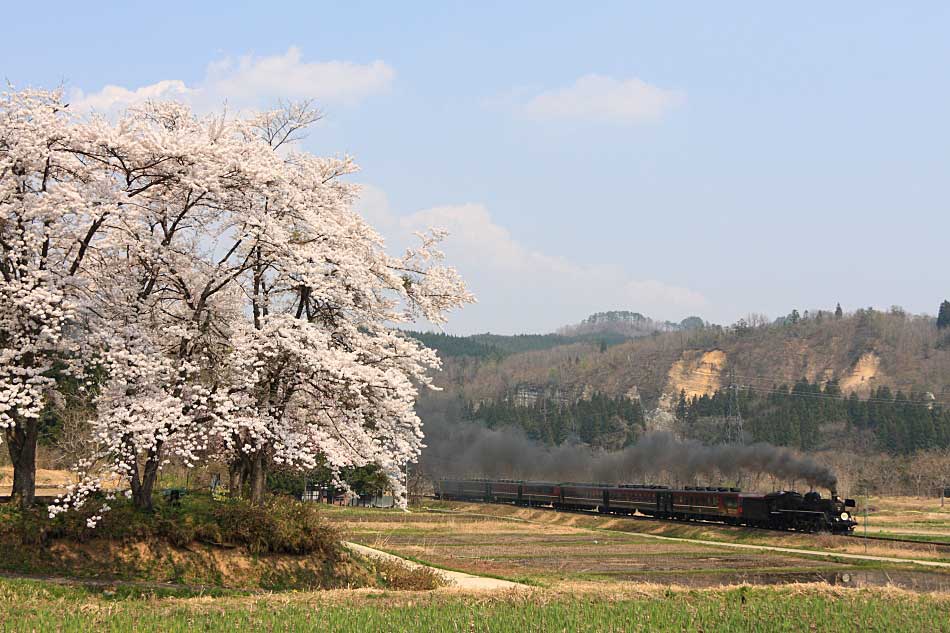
435, 478, 857, 533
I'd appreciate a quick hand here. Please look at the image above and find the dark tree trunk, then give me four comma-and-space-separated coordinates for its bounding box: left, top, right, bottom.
5, 419, 38, 509
228, 460, 242, 498
248, 452, 267, 505
229, 454, 251, 499
134, 459, 160, 511
130, 445, 163, 512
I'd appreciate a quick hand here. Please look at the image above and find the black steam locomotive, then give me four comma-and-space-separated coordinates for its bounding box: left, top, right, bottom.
435, 479, 858, 533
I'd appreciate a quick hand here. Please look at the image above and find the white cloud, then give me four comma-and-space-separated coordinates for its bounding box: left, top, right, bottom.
70, 80, 193, 113
356, 188, 706, 334
70, 47, 394, 114
521, 74, 683, 123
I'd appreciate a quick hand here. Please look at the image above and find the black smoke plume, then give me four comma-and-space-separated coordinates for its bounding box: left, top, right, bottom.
418, 397, 838, 493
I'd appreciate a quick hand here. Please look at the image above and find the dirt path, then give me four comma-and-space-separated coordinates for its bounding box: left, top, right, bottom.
343, 541, 528, 591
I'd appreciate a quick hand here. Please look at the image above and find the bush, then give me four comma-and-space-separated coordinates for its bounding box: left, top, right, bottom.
369, 558, 446, 591
0, 493, 341, 557
208, 497, 340, 555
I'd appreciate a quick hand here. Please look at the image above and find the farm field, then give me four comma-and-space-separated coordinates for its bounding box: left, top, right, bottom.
325, 500, 950, 591
859, 496, 950, 541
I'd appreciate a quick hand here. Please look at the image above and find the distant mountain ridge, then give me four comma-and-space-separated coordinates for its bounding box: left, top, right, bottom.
405, 310, 697, 360
557, 310, 707, 338
404, 329, 631, 360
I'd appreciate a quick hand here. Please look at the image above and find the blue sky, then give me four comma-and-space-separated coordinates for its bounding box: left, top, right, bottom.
4, 2, 949, 333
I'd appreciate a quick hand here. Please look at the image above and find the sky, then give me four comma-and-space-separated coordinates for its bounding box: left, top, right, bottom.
3, 2, 949, 334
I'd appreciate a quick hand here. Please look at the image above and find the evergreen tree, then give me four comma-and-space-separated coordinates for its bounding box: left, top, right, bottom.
846, 392, 865, 429
824, 378, 841, 398
675, 389, 688, 421
835, 303, 843, 319
938, 300, 950, 330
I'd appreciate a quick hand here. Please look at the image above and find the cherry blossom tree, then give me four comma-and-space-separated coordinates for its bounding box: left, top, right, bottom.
0, 89, 114, 508
71, 102, 274, 510
29, 96, 472, 513
204, 106, 474, 505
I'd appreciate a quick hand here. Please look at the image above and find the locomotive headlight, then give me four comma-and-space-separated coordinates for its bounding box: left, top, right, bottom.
840, 512, 850, 520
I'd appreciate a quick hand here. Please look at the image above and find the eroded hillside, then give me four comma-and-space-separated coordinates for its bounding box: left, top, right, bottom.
658, 349, 727, 411
431, 309, 950, 412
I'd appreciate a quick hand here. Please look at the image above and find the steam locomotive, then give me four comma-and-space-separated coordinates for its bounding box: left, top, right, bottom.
435, 479, 858, 533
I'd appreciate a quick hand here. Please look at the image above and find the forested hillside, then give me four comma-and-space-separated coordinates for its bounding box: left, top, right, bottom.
463, 392, 644, 449
414, 306, 950, 464
677, 381, 950, 455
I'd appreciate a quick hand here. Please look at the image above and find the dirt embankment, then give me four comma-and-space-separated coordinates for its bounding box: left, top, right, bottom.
840, 351, 883, 396
650, 347, 884, 413
657, 349, 727, 412
0, 537, 368, 591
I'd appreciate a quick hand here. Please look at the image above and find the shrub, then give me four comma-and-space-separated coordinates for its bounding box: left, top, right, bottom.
208, 497, 340, 555
0, 493, 341, 558
370, 558, 446, 591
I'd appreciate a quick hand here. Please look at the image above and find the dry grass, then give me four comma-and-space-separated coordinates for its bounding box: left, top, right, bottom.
0, 466, 124, 496
367, 557, 447, 591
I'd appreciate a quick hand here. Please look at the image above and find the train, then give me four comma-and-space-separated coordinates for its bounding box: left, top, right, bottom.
435, 479, 858, 533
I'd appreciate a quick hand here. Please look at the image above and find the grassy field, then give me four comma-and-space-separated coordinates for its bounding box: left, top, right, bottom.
3, 496, 950, 631
860, 495, 950, 541
2, 576, 949, 632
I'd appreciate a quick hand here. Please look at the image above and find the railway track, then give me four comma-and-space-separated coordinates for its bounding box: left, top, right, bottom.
428, 497, 950, 550
842, 533, 950, 548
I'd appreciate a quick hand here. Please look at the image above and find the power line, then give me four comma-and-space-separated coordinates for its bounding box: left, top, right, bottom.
660, 350, 950, 393
681, 365, 950, 394
678, 367, 950, 408
681, 365, 939, 395
739, 383, 946, 407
